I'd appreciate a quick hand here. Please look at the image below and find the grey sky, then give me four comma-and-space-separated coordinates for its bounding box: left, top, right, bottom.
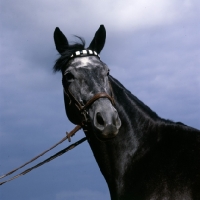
0, 0, 200, 199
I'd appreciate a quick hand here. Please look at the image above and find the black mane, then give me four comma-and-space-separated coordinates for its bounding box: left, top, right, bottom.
53, 37, 85, 72
109, 76, 192, 130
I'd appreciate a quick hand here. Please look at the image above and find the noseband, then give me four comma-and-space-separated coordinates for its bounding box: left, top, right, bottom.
64, 87, 114, 127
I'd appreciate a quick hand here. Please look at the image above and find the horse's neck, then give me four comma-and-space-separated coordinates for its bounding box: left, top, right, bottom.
86, 76, 160, 196
85, 76, 200, 199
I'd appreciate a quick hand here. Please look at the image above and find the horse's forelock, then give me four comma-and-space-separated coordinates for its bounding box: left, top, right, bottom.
53, 37, 85, 72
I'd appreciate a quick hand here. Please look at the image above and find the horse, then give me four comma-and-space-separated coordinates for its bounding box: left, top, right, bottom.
53, 25, 200, 200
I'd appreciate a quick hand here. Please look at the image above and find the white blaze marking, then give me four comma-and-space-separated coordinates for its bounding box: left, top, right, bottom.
74, 57, 93, 69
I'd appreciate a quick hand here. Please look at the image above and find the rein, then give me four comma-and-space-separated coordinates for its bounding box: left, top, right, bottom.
0, 91, 114, 186
0, 125, 84, 186
1, 51, 115, 186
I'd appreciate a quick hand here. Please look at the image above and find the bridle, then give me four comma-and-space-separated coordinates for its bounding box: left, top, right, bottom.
63, 49, 115, 130
64, 88, 114, 126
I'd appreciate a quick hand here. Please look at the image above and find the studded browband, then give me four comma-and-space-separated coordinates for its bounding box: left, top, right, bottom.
70, 50, 100, 59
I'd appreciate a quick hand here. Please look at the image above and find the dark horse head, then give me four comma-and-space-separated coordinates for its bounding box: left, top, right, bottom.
53, 25, 121, 140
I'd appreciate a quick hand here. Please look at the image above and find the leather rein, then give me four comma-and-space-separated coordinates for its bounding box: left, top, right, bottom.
0, 51, 115, 186
0, 90, 114, 186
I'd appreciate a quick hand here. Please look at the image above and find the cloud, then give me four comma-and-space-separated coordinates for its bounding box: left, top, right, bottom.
0, 1, 200, 200
2, 0, 200, 37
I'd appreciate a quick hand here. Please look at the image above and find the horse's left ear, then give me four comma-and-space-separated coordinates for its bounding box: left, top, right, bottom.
88, 25, 106, 54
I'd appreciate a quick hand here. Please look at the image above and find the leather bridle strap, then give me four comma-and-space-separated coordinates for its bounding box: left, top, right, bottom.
64, 86, 114, 111
80, 92, 114, 111
64, 87, 115, 128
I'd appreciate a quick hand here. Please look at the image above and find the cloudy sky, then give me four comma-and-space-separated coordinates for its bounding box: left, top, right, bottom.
0, 0, 200, 199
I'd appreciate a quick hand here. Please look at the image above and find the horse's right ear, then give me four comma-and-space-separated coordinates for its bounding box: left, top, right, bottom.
54, 27, 69, 54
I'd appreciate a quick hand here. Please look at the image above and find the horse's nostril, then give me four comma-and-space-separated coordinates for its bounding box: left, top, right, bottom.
96, 112, 104, 126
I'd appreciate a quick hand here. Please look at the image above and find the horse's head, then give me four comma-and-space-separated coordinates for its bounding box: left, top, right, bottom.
53, 25, 121, 140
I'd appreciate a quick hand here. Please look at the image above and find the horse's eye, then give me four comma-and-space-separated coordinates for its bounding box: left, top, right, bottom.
65, 72, 75, 82
107, 69, 110, 76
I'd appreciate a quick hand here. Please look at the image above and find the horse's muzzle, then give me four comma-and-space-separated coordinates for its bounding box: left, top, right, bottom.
89, 99, 121, 139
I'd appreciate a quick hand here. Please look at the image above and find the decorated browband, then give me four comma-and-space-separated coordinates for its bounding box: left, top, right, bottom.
70, 50, 100, 59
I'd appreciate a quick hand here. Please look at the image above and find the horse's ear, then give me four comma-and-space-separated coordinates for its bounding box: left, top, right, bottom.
54, 27, 69, 54
88, 25, 106, 54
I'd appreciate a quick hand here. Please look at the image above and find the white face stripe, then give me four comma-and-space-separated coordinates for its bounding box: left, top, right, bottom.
65, 57, 103, 75
75, 57, 92, 68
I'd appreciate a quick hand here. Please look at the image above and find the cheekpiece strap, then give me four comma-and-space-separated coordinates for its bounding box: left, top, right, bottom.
70, 50, 100, 59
